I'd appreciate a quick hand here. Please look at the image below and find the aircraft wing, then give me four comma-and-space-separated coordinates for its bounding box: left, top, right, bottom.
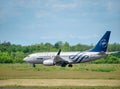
54, 55, 69, 66
53, 49, 69, 66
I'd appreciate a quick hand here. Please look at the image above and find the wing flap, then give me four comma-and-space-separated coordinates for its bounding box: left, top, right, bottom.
54, 55, 67, 63
53, 49, 69, 65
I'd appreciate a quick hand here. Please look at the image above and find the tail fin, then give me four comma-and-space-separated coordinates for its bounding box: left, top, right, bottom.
90, 31, 111, 52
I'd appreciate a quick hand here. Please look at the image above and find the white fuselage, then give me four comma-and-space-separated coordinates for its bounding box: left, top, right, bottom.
23, 51, 107, 65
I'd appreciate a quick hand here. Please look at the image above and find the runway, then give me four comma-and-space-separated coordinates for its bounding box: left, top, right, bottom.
0, 79, 120, 86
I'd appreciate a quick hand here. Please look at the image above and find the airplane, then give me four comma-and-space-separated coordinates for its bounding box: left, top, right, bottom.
23, 31, 111, 67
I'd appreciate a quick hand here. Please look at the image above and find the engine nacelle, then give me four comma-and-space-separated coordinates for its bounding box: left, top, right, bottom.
43, 60, 55, 66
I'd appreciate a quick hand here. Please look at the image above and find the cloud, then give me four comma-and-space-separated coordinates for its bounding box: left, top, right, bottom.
52, 3, 77, 10
107, 1, 120, 13
35, 11, 50, 18
35, 11, 57, 19
45, 0, 78, 10
38, 32, 99, 41
69, 34, 99, 40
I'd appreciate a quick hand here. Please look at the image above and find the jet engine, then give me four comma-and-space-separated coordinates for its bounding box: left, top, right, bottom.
43, 60, 55, 66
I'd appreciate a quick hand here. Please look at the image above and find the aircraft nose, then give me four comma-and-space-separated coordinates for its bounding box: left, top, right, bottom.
23, 57, 28, 62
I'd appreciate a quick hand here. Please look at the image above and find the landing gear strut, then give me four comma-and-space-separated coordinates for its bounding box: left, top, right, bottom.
33, 64, 36, 67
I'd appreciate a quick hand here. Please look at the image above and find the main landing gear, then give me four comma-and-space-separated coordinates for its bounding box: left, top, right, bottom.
61, 64, 73, 67
32, 64, 36, 67
68, 64, 73, 67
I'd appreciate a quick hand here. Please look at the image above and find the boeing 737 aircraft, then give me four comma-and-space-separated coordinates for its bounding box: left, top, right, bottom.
24, 31, 111, 67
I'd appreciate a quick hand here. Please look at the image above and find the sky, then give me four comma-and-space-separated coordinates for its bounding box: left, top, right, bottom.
0, 0, 120, 46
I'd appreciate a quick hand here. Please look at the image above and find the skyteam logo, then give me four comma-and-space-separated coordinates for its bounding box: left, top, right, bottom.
69, 53, 89, 63
100, 39, 107, 48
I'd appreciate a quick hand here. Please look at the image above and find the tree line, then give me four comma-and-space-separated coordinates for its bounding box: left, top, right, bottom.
0, 41, 120, 63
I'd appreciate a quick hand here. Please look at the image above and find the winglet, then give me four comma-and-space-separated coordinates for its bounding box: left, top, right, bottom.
57, 49, 61, 55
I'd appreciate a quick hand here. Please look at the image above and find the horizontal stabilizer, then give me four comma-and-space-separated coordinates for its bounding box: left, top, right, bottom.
106, 51, 120, 54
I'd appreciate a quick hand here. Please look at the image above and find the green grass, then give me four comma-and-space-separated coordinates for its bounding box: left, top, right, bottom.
0, 63, 120, 79
0, 86, 120, 89
0, 63, 119, 72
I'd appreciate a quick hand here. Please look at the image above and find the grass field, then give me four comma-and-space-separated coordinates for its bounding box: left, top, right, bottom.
0, 63, 120, 88
0, 63, 120, 79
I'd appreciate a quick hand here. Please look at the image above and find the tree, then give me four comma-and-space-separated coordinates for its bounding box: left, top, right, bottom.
13, 52, 26, 63
0, 52, 13, 63
0, 41, 120, 63
54, 41, 63, 49
62, 42, 70, 51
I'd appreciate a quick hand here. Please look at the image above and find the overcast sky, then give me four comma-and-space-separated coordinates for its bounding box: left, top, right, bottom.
0, 0, 120, 46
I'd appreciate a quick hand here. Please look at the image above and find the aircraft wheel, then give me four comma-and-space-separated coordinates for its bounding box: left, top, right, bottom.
61, 63, 67, 67
68, 64, 73, 67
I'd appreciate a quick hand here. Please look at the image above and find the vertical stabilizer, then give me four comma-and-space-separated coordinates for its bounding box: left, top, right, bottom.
90, 31, 111, 52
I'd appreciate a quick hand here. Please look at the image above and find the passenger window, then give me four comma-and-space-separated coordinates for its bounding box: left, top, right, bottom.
37, 58, 43, 60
